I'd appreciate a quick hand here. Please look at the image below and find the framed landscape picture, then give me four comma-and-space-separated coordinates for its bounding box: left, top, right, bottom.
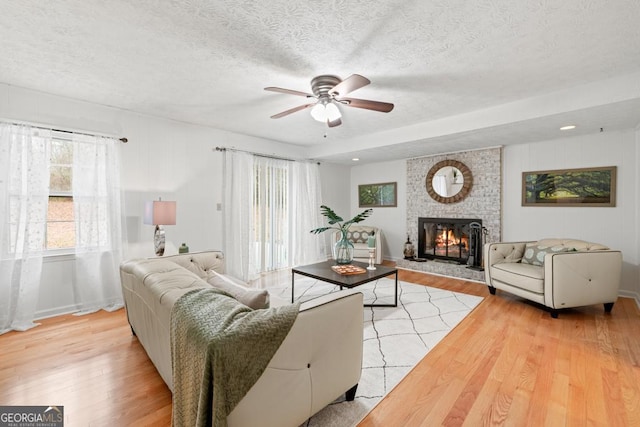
522, 166, 616, 207
358, 182, 397, 208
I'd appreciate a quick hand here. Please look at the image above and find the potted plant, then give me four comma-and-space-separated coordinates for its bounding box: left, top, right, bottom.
310, 205, 373, 264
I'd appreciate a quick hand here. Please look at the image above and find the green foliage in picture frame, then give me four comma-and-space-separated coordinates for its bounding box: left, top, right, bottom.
522, 166, 616, 207
358, 182, 397, 208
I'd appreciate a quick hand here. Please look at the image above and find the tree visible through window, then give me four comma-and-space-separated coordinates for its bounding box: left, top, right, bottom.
47, 138, 75, 249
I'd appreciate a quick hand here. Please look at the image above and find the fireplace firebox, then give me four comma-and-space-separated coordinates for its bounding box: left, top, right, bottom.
418, 217, 483, 267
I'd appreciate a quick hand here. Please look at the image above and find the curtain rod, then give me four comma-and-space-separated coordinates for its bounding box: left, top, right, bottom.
1, 119, 128, 142
215, 146, 319, 164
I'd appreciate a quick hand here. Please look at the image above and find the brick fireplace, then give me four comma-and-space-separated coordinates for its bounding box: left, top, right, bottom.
398, 147, 502, 282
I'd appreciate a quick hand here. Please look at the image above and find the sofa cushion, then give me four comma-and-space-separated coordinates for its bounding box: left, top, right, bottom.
522, 244, 571, 266
206, 270, 270, 309
162, 251, 225, 279
491, 262, 545, 294
535, 238, 608, 251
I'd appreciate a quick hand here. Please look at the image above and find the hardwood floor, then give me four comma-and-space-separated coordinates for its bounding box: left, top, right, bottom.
1, 268, 638, 426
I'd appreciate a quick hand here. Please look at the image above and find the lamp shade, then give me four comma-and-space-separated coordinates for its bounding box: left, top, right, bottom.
143, 200, 176, 225
325, 102, 341, 121
310, 103, 326, 122
310, 101, 342, 123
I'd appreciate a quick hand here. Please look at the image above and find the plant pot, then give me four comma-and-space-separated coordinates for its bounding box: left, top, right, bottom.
333, 230, 354, 265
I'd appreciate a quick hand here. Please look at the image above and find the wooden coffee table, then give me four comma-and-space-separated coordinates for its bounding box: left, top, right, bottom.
291, 260, 398, 307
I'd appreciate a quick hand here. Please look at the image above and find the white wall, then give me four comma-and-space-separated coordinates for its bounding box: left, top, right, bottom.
0, 84, 309, 318
502, 129, 639, 294
316, 162, 352, 255
349, 160, 407, 261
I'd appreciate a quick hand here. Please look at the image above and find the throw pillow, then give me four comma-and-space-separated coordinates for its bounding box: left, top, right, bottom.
522, 244, 570, 266
347, 230, 369, 244
206, 270, 270, 309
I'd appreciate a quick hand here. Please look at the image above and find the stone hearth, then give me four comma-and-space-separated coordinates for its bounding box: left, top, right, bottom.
396, 258, 485, 282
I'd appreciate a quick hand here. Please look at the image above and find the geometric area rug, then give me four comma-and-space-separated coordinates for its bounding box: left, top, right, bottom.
268, 277, 484, 427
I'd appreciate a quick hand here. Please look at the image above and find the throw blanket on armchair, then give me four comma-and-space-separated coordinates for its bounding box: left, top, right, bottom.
171, 288, 300, 427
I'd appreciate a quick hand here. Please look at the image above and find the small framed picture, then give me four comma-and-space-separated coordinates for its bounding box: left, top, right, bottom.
522, 166, 616, 207
358, 182, 397, 208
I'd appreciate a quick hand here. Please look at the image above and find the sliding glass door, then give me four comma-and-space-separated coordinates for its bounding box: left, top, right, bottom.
253, 158, 289, 272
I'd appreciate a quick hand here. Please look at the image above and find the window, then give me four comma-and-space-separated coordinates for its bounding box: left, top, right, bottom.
46, 136, 75, 250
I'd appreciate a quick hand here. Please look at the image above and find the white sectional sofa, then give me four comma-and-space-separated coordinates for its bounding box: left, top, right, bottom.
484, 238, 622, 318
119, 251, 364, 427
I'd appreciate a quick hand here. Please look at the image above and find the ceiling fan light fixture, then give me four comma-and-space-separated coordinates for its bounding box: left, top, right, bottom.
267, 74, 393, 127
310, 99, 341, 123
325, 102, 341, 121
310, 103, 326, 122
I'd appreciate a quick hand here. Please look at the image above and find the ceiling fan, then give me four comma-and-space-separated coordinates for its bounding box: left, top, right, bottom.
264, 74, 394, 128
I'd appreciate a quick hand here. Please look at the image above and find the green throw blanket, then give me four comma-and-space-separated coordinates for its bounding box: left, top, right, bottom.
170, 288, 300, 427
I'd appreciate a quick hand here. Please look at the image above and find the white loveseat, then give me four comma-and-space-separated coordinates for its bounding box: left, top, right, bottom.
119, 251, 364, 427
484, 238, 622, 318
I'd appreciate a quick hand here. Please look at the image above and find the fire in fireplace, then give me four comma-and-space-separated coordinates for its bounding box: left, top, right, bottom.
418, 217, 483, 266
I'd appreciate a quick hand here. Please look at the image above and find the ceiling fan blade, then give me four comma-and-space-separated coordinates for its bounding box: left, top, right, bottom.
270, 103, 316, 119
339, 97, 394, 113
327, 118, 342, 128
328, 74, 370, 97
265, 86, 314, 98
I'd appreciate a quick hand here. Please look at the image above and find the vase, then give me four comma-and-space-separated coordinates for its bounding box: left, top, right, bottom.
333, 230, 354, 265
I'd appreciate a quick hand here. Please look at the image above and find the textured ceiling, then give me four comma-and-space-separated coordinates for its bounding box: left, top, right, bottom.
1, 0, 640, 164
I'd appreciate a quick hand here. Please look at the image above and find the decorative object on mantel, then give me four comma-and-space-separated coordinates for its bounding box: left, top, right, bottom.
310, 205, 373, 265
403, 235, 416, 259
522, 166, 616, 207
358, 182, 397, 207
426, 159, 473, 204
178, 243, 189, 254
143, 198, 176, 256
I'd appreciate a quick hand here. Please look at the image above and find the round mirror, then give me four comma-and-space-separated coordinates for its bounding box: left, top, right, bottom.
426, 160, 473, 203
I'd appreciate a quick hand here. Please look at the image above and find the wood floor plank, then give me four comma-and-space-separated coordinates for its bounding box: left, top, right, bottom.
0, 266, 638, 426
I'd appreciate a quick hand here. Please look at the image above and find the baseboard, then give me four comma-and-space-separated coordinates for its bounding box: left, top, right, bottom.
34, 304, 81, 321
618, 290, 640, 311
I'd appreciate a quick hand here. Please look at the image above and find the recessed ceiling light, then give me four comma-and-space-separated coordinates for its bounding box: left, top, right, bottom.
352, 158, 360, 161
560, 125, 576, 130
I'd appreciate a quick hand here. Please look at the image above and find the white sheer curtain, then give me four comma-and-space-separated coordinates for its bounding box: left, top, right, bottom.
289, 161, 325, 265
223, 150, 324, 282
223, 150, 254, 281
0, 124, 51, 334
72, 133, 125, 314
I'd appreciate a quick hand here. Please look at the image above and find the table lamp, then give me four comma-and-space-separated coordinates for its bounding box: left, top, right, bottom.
143, 198, 176, 256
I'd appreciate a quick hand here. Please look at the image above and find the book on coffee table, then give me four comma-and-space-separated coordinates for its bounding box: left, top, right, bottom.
331, 265, 367, 275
